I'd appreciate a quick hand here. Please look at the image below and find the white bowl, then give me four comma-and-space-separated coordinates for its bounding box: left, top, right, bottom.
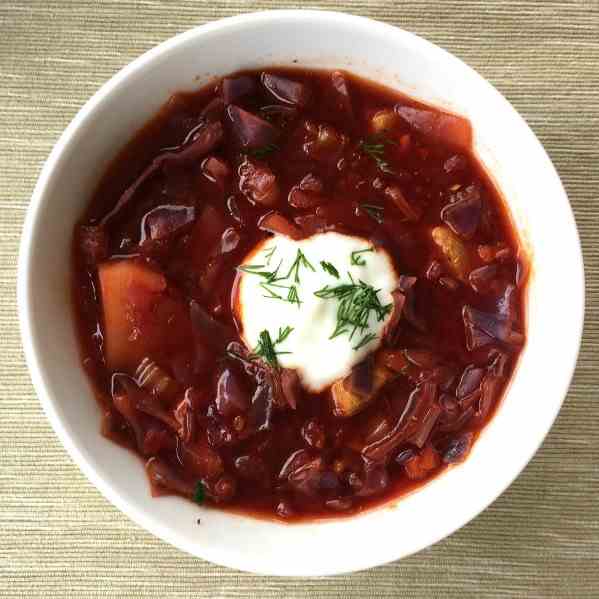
18, 10, 584, 576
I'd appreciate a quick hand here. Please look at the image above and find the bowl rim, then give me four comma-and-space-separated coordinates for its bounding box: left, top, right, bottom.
17, 9, 585, 576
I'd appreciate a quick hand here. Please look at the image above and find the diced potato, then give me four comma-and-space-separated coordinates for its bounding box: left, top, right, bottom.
431, 225, 471, 281
98, 260, 190, 372
370, 109, 400, 135
331, 362, 393, 418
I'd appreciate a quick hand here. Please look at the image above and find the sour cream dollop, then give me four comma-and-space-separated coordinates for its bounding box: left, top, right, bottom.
235, 232, 399, 392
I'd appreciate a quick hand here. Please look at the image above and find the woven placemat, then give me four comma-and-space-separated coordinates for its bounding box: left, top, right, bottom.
1, 1, 597, 597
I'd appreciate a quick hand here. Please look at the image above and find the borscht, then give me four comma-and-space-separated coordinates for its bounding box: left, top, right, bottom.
72, 68, 527, 521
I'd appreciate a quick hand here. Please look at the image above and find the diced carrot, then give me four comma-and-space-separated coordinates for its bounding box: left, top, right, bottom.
404, 444, 441, 480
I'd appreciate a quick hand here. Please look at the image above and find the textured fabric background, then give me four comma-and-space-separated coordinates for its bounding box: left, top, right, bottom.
1, 1, 598, 597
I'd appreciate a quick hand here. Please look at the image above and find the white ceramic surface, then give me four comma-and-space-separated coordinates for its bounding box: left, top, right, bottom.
18, 10, 584, 576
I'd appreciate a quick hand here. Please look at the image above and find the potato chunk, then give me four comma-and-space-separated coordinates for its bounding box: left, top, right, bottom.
431, 225, 471, 281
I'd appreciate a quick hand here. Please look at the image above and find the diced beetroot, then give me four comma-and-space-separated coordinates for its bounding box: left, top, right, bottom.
238, 158, 280, 206
288, 187, 324, 209
395, 105, 472, 151
261, 72, 311, 107
294, 214, 331, 235
222, 75, 258, 105
189, 203, 228, 262
227, 105, 280, 149
180, 441, 224, 479
258, 211, 303, 240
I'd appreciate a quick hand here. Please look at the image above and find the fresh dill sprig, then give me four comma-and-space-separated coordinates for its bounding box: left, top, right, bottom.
320, 260, 340, 279
260, 282, 284, 300
353, 332, 378, 351
314, 278, 392, 345
263, 246, 276, 265
360, 136, 396, 175
286, 248, 315, 283
360, 204, 385, 225
249, 143, 279, 159
252, 327, 293, 369
287, 285, 302, 307
275, 326, 294, 344
350, 247, 374, 266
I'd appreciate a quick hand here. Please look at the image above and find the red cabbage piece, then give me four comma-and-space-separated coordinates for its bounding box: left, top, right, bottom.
444, 154, 468, 174
141, 205, 195, 242
227, 105, 280, 149
200, 97, 225, 123
261, 72, 311, 107
101, 121, 223, 225
222, 75, 258, 105
279, 368, 301, 410
356, 461, 389, 497
384, 288, 406, 346
216, 368, 250, 418
362, 382, 437, 461
440, 184, 481, 239
463, 305, 524, 351
286, 456, 325, 496
442, 432, 474, 464
469, 263, 500, 294
395, 105, 472, 151
330, 71, 354, 118
301, 419, 326, 449
220, 227, 241, 254
397, 275, 426, 332
496, 283, 518, 323
456, 364, 485, 401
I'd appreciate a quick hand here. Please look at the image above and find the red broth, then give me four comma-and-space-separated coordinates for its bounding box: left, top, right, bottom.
72, 68, 527, 521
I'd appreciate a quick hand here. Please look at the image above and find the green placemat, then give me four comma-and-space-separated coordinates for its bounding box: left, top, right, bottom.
1, 1, 598, 597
